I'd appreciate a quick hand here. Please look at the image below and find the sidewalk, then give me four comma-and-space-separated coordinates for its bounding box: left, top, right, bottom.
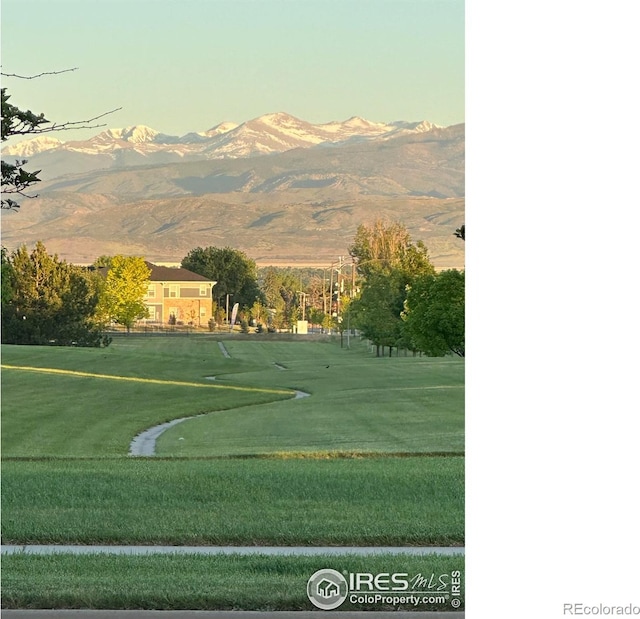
1, 544, 464, 556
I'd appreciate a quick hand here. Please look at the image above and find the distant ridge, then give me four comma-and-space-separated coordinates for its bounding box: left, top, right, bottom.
1, 114, 464, 269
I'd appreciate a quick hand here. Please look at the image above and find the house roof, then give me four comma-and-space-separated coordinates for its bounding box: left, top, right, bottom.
144, 262, 214, 283
92, 261, 215, 284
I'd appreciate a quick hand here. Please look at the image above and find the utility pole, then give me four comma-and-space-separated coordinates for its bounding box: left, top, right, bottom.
322, 268, 327, 314
336, 255, 343, 323
351, 259, 356, 298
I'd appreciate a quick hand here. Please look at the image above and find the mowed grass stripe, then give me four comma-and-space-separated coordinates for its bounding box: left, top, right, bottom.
1, 457, 464, 546
0, 364, 293, 396
1, 369, 294, 458
1, 553, 464, 611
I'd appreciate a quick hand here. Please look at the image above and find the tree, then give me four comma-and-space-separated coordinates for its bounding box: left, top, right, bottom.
1, 242, 108, 346
96, 256, 151, 331
1, 69, 120, 210
249, 300, 267, 325
348, 219, 435, 355
1, 88, 47, 210
259, 267, 301, 330
403, 269, 465, 357
454, 224, 465, 241
350, 219, 415, 276
351, 269, 407, 356
1, 247, 14, 304
92, 255, 114, 268
181, 246, 262, 310
308, 307, 327, 330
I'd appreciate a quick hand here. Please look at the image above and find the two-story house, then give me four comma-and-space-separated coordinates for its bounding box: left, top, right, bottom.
143, 262, 216, 326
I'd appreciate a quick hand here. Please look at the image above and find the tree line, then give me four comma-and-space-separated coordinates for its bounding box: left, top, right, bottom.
2, 221, 464, 357
348, 220, 464, 357
1, 246, 151, 346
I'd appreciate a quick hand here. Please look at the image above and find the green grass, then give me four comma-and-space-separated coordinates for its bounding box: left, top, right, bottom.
1, 553, 464, 611
1, 336, 464, 609
159, 345, 463, 455
1, 341, 293, 458
2, 337, 464, 457
1, 457, 464, 546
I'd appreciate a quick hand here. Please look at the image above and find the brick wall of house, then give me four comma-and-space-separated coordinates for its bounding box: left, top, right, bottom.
166, 298, 212, 326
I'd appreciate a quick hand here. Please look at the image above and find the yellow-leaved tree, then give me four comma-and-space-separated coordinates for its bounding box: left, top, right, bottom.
96, 256, 150, 332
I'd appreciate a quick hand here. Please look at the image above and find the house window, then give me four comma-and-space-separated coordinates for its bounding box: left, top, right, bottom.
147, 306, 156, 321
169, 285, 178, 298
147, 285, 155, 298
200, 284, 208, 296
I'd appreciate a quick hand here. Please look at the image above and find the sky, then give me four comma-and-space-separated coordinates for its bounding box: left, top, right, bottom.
1, 0, 464, 143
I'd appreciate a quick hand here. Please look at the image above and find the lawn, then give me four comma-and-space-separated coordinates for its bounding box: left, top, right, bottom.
1, 553, 465, 611
1, 457, 464, 546
2, 336, 464, 457
1, 335, 464, 610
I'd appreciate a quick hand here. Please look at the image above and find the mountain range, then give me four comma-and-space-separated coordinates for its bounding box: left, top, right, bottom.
1, 112, 465, 268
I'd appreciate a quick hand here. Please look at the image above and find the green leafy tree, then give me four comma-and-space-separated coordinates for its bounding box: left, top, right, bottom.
259, 267, 301, 330
1, 242, 107, 346
308, 307, 326, 329
403, 269, 465, 357
96, 256, 150, 331
351, 269, 407, 356
348, 220, 435, 355
181, 246, 262, 309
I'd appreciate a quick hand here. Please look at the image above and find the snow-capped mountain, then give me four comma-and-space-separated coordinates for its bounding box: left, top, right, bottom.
203, 121, 239, 136
95, 125, 160, 144
3, 136, 64, 157
2, 112, 439, 173
1, 119, 464, 269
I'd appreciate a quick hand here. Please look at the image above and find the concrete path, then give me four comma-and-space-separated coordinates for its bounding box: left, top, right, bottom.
128, 386, 310, 456
2, 544, 464, 556
128, 343, 311, 456
129, 414, 209, 456
1, 612, 464, 619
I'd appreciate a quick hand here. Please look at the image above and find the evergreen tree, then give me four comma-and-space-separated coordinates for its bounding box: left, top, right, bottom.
1, 242, 107, 346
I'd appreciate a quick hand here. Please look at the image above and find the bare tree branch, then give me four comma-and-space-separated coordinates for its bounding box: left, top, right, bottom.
1, 68, 122, 210
7, 107, 123, 137
0, 67, 79, 79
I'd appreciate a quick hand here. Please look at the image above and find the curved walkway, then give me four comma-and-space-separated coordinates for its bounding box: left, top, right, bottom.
129, 384, 310, 456
129, 340, 310, 456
